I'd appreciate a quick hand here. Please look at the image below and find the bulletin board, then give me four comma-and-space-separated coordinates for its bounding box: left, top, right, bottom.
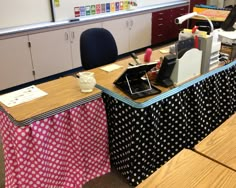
0, 0, 52, 29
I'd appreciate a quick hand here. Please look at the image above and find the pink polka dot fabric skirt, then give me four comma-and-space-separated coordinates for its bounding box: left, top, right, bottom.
0, 97, 110, 188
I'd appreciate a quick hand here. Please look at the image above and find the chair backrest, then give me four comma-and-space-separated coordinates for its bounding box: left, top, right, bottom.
80, 28, 118, 70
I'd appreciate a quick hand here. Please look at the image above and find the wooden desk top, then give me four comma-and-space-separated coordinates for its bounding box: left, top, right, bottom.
0, 76, 101, 122
91, 45, 171, 104
136, 149, 236, 188
192, 7, 230, 22
90, 44, 230, 107
195, 113, 236, 171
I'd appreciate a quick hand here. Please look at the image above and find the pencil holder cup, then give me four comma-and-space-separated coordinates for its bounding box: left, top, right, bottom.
77, 72, 96, 92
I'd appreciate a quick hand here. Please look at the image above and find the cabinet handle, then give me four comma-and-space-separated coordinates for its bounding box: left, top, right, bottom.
157, 34, 163, 37
130, 20, 133, 27
126, 20, 129, 28
70, 31, 75, 42
158, 18, 163, 21
65, 32, 69, 40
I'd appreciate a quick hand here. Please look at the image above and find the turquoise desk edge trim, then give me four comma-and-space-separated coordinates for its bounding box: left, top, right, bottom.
96, 61, 236, 109
0, 93, 101, 127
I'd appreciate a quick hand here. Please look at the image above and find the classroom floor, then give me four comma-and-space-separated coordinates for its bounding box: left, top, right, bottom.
0, 140, 133, 188
83, 168, 134, 188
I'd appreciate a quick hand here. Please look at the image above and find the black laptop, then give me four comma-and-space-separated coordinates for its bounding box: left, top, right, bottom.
114, 62, 161, 99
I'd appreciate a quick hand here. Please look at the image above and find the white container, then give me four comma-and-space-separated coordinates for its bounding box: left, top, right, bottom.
171, 48, 202, 85
77, 72, 96, 93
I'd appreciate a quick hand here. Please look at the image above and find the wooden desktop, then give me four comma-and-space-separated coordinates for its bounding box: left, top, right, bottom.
91, 45, 171, 104
195, 113, 236, 171
0, 76, 101, 123
136, 149, 236, 188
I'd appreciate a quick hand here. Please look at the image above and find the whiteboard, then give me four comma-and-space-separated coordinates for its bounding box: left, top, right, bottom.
0, 0, 186, 29
53, 0, 187, 22
0, 0, 52, 29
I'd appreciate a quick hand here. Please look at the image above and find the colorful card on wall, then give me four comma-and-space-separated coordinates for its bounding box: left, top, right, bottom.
120, 1, 123, 10
123, 1, 128, 10
106, 3, 110, 13
54, 0, 60, 7
110, 2, 115, 12
86, 5, 91, 16
115, 2, 120, 11
91, 5, 96, 15
80, 6, 86, 16
96, 4, 101, 14
74, 7, 80, 17
101, 4, 106, 13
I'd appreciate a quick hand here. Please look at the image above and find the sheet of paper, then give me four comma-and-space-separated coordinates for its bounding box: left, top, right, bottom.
159, 48, 170, 54
100, 64, 122, 72
0, 85, 48, 107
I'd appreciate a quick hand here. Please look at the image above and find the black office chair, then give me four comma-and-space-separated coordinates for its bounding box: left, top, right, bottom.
80, 28, 118, 70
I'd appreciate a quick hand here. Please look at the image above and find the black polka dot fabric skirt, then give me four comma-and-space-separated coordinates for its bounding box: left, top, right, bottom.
102, 64, 236, 186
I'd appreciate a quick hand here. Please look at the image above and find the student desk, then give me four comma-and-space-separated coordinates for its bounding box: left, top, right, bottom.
195, 113, 236, 171
136, 149, 236, 188
0, 76, 110, 188
92, 49, 236, 186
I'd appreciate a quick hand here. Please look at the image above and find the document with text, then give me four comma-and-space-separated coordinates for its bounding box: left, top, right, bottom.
0, 85, 48, 107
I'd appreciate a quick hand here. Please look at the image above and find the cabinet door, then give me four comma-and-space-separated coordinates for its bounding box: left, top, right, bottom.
152, 6, 189, 45
152, 9, 172, 44
0, 36, 34, 90
170, 6, 189, 39
70, 23, 102, 68
102, 18, 130, 55
129, 13, 152, 51
29, 29, 73, 79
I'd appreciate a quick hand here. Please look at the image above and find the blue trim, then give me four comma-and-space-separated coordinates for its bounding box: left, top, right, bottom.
96, 61, 236, 108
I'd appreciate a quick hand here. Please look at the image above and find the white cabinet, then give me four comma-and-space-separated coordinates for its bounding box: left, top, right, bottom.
102, 13, 151, 55
29, 29, 73, 79
29, 23, 101, 79
70, 23, 102, 68
0, 13, 151, 91
0, 36, 34, 90
129, 14, 152, 51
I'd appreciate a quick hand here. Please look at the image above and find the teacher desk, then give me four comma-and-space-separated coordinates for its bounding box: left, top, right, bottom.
0, 76, 110, 188
91, 48, 236, 186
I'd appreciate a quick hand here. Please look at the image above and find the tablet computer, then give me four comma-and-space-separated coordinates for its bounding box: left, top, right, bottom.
114, 62, 161, 99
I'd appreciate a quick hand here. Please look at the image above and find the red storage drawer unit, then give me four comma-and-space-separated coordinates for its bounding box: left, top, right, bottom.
152, 5, 189, 45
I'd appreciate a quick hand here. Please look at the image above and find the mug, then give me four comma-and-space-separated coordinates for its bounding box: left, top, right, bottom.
77, 72, 96, 92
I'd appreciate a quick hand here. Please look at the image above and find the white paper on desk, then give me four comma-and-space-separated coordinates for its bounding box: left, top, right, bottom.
0, 85, 48, 107
100, 64, 122, 72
